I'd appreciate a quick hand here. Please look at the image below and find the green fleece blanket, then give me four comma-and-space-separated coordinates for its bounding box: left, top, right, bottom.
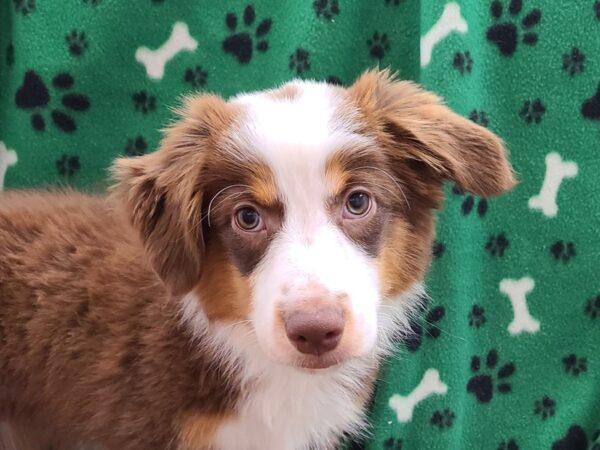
1, 1, 600, 449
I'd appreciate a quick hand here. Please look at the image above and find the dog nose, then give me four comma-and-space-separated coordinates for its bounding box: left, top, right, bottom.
284, 305, 344, 356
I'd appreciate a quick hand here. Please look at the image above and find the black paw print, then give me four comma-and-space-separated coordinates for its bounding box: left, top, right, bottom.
289, 48, 310, 75
56, 154, 80, 177
125, 136, 147, 157
595, 1, 600, 20
313, 0, 339, 21
467, 349, 515, 403
534, 395, 556, 420
367, 32, 390, 59
13, 0, 35, 15
498, 439, 519, 450
581, 84, 600, 121
15, 71, 90, 133
519, 99, 545, 124
66, 30, 89, 57
486, 232, 509, 257
132, 91, 156, 114
469, 110, 489, 127
562, 47, 585, 76
82, 0, 101, 5
405, 305, 445, 352
562, 354, 587, 376
385, 0, 402, 5
222, 5, 272, 64
430, 409, 455, 429
453, 51, 473, 74
383, 437, 403, 449
552, 425, 588, 450
585, 295, 600, 319
6, 43, 15, 67
550, 240, 575, 263
184, 65, 208, 88
468, 305, 486, 328
432, 241, 445, 259
486, 0, 541, 56
452, 186, 488, 217
326, 75, 343, 85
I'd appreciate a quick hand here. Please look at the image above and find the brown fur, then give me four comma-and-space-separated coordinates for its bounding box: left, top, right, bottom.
0, 70, 514, 449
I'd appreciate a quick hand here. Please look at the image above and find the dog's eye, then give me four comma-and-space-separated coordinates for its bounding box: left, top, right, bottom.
345, 192, 371, 217
234, 207, 263, 231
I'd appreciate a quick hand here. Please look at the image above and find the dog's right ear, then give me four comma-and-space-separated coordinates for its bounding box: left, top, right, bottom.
110, 95, 234, 296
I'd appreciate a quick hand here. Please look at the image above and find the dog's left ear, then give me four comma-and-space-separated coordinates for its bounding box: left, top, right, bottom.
349, 69, 516, 197
110, 95, 232, 296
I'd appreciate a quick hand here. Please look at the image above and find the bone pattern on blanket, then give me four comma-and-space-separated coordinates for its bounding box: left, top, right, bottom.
388, 369, 448, 423
528, 152, 578, 218
0, 142, 18, 191
135, 22, 198, 80
500, 277, 540, 336
420, 2, 467, 67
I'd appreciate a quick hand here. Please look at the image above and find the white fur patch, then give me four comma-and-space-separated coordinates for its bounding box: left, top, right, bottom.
180, 285, 422, 450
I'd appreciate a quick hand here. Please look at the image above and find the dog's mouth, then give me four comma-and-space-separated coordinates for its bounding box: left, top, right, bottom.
291, 350, 353, 370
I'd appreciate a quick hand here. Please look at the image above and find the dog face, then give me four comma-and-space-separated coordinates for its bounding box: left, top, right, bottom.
112, 70, 515, 370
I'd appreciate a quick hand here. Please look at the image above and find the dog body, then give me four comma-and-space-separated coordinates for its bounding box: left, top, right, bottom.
0, 70, 514, 449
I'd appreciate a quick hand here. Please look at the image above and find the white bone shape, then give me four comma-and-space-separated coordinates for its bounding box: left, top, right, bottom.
136, 22, 198, 80
0, 142, 18, 191
500, 277, 539, 335
421, 2, 468, 67
529, 152, 578, 218
389, 368, 448, 423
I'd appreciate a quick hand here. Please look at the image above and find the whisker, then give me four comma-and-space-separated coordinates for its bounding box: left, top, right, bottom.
205, 184, 251, 228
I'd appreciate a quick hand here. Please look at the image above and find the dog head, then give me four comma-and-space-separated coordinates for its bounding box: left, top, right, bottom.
112, 69, 515, 370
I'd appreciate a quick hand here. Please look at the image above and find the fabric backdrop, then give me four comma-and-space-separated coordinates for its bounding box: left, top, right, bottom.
1, 1, 599, 449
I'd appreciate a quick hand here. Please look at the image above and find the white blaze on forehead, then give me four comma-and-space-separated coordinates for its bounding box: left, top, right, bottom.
230, 81, 368, 233
231, 81, 381, 356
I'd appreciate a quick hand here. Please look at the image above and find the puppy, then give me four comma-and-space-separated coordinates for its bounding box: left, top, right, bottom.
0, 69, 515, 450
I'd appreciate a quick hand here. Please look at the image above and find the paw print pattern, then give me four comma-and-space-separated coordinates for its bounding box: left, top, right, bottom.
519, 99, 546, 124
550, 240, 575, 263
562, 48, 585, 76
184, 65, 208, 88
222, 5, 272, 64
66, 30, 89, 57
313, 0, 339, 21
585, 295, 600, 319
15, 71, 90, 133
432, 241, 445, 259
534, 395, 556, 420
385, 0, 402, 5
562, 354, 587, 376
383, 437, 403, 449
132, 91, 156, 114
125, 136, 148, 157
469, 110, 489, 127
452, 186, 488, 217
486, 233, 509, 257
6, 43, 15, 67
367, 32, 390, 59
581, 84, 600, 121
486, 0, 541, 56
82, 0, 101, 4
405, 305, 445, 352
430, 409, 455, 429
56, 154, 80, 177
595, 1, 600, 20
498, 439, 519, 450
289, 48, 310, 75
13, 0, 35, 15
468, 305, 486, 328
552, 425, 589, 450
453, 51, 473, 74
467, 349, 515, 403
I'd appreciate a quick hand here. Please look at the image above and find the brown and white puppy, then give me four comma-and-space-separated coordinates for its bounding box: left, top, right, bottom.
0, 69, 515, 450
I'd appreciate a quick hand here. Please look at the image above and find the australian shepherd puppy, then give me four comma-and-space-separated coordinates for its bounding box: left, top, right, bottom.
0, 69, 514, 450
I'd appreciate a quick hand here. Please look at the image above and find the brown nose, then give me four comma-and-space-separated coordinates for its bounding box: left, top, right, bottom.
284, 305, 345, 356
